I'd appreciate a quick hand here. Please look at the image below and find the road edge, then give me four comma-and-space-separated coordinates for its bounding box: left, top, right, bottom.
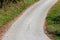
0, 1, 40, 40
44, 1, 58, 40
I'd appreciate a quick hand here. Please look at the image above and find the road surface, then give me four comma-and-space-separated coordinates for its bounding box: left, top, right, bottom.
2, 0, 57, 40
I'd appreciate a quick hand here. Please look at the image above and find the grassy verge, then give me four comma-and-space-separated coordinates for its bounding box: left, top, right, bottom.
46, 0, 60, 40
0, 0, 39, 27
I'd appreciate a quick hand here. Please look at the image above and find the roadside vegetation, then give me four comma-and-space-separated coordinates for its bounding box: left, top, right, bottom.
0, 0, 39, 27
46, 0, 60, 40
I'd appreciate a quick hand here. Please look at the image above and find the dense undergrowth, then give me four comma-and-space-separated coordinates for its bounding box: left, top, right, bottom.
0, 0, 39, 27
47, 0, 60, 40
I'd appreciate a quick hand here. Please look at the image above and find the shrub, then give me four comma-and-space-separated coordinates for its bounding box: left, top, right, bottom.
0, 0, 24, 8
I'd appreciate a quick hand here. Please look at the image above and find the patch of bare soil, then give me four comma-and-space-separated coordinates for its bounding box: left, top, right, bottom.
44, 21, 55, 40
0, 20, 13, 40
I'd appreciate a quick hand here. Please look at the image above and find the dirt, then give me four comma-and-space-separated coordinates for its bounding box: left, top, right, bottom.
44, 21, 55, 40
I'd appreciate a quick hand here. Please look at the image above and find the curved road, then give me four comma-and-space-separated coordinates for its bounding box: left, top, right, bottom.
2, 0, 57, 40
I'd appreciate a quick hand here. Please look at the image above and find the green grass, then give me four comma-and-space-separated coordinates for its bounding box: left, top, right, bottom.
0, 0, 39, 27
46, 1, 60, 40
55, 36, 60, 40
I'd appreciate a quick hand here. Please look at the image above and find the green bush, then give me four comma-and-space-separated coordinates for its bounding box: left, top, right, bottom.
47, 1, 60, 40
53, 16, 60, 24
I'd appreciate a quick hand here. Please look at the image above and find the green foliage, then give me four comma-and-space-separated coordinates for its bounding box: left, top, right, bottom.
53, 16, 60, 24
0, 0, 39, 27
47, 1, 60, 40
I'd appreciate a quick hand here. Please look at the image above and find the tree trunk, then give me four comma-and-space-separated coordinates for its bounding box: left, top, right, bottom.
0, 0, 3, 8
